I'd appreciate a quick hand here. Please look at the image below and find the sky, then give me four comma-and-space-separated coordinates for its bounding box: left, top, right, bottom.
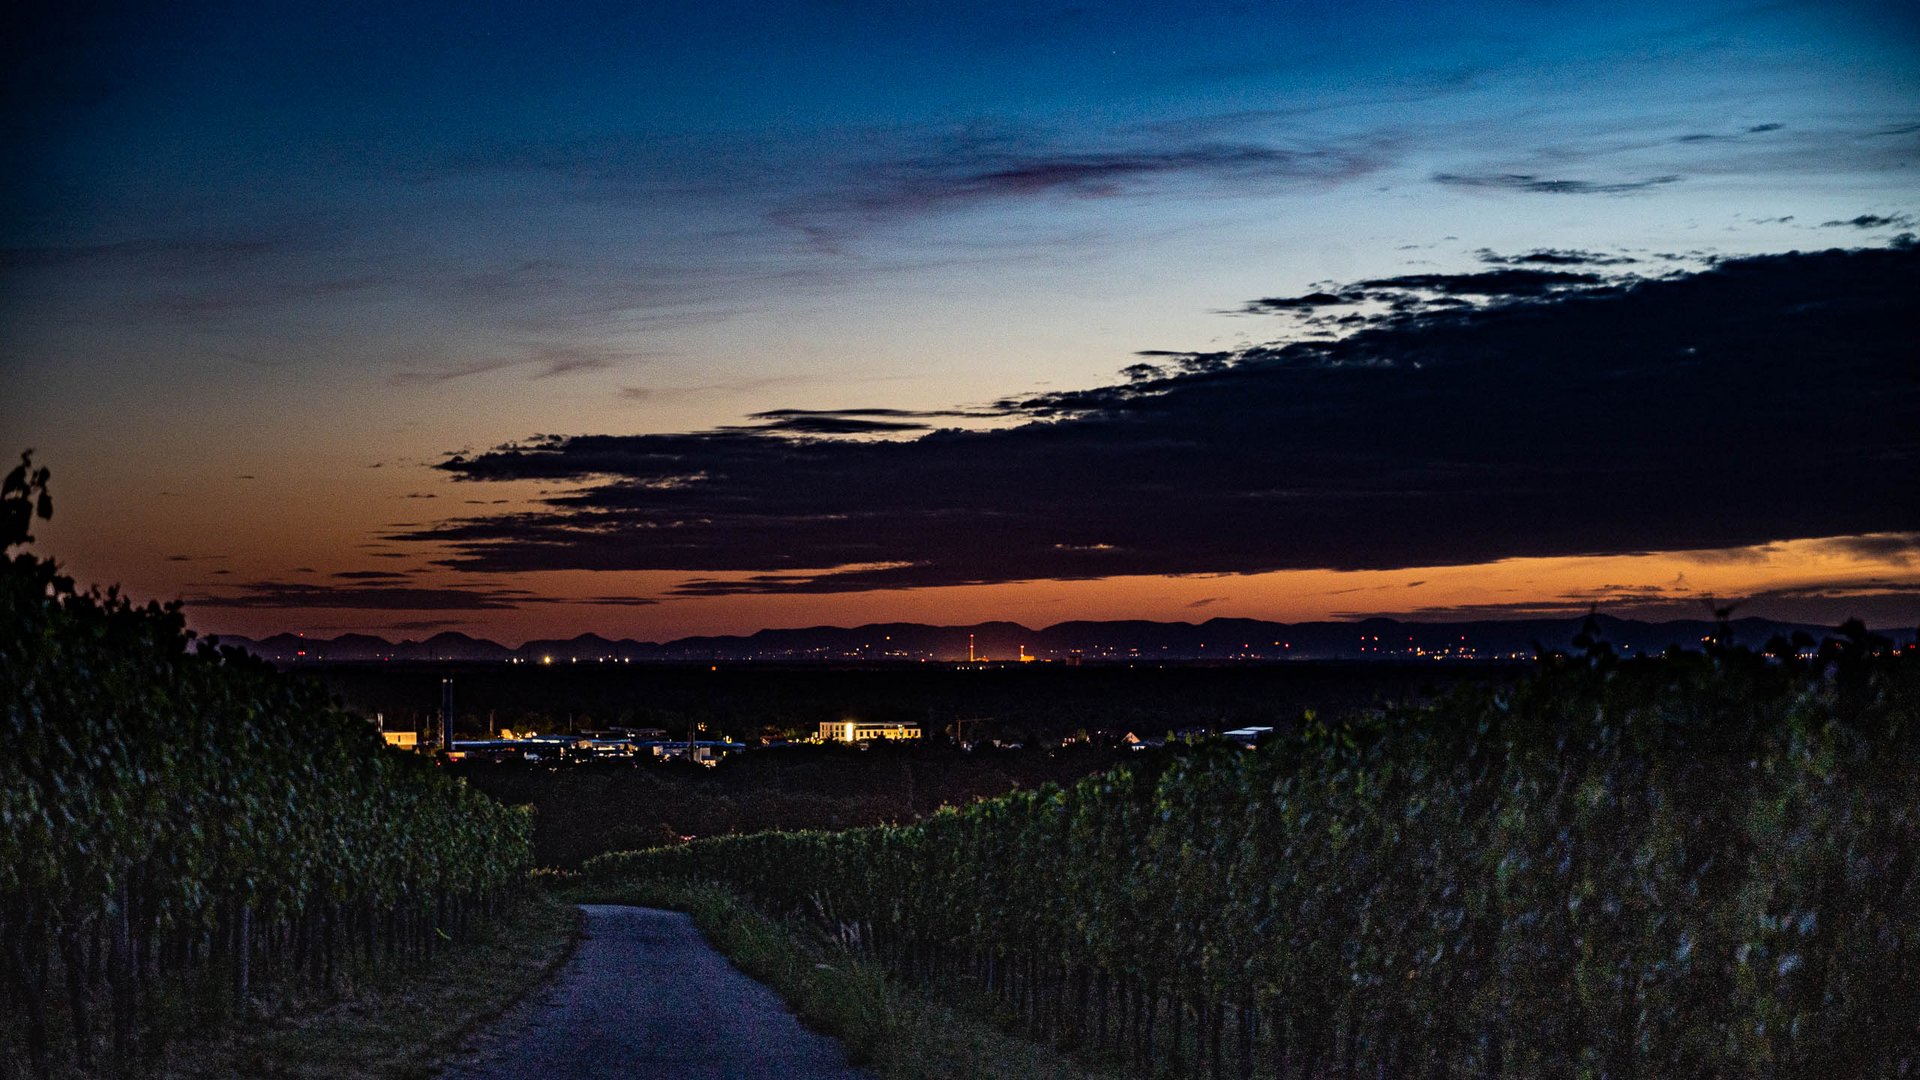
3, 0, 1918, 642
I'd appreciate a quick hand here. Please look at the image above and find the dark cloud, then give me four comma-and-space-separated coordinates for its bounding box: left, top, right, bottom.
739, 410, 930, 435
754, 407, 986, 421
928, 145, 1368, 199
1240, 291, 1352, 313
774, 136, 1391, 245
1821, 213, 1915, 229
1387, 577, 1920, 625
400, 244, 1920, 596
1676, 123, 1786, 145
1475, 248, 1637, 267
1754, 579, 1920, 600
1431, 172, 1682, 194
332, 569, 411, 580
1237, 267, 1610, 317
732, 406, 1006, 435
1352, 269, 1606, 296
1808, 533, 1920, 564
1380, 598, 1673, 620
749, 417, 917, 435
1371, 581, 1711, 621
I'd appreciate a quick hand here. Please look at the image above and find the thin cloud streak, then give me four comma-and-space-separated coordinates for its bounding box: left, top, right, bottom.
185, 580, 660, 611
1431, 172, 1683, 194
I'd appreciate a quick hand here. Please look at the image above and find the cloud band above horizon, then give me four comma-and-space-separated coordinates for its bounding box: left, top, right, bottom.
398, 244, 1920, 596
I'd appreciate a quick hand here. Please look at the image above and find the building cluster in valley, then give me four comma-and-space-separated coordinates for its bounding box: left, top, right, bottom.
374, 703, 1284, 766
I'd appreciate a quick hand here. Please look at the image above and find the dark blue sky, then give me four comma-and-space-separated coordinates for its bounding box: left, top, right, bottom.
4, 1, 1917, 638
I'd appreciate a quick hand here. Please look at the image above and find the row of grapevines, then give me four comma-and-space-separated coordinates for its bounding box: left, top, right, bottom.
0, 457, 533, 1077
590, 639, 1919, 1077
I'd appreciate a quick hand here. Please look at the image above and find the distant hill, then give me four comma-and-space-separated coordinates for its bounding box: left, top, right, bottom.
207, 613, 1908, 665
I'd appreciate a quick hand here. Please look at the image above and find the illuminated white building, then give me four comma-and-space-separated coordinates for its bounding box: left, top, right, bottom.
818, 721, 922, 743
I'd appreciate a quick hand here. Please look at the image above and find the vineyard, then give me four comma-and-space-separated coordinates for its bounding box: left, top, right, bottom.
0, 456, 533, 1078
590, 635, 1920, 1077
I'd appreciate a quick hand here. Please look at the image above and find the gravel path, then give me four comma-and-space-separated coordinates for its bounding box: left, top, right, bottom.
441, 904, 873, 1080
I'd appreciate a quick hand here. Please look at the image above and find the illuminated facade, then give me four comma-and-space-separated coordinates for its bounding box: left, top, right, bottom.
818, 721, 922, 743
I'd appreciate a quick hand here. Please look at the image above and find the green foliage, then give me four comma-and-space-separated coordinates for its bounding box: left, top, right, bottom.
154, 893, 577, 1080
577, 878, 1116, 1080
0, 456, 532, 1076
587, 646, 1920, 1077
